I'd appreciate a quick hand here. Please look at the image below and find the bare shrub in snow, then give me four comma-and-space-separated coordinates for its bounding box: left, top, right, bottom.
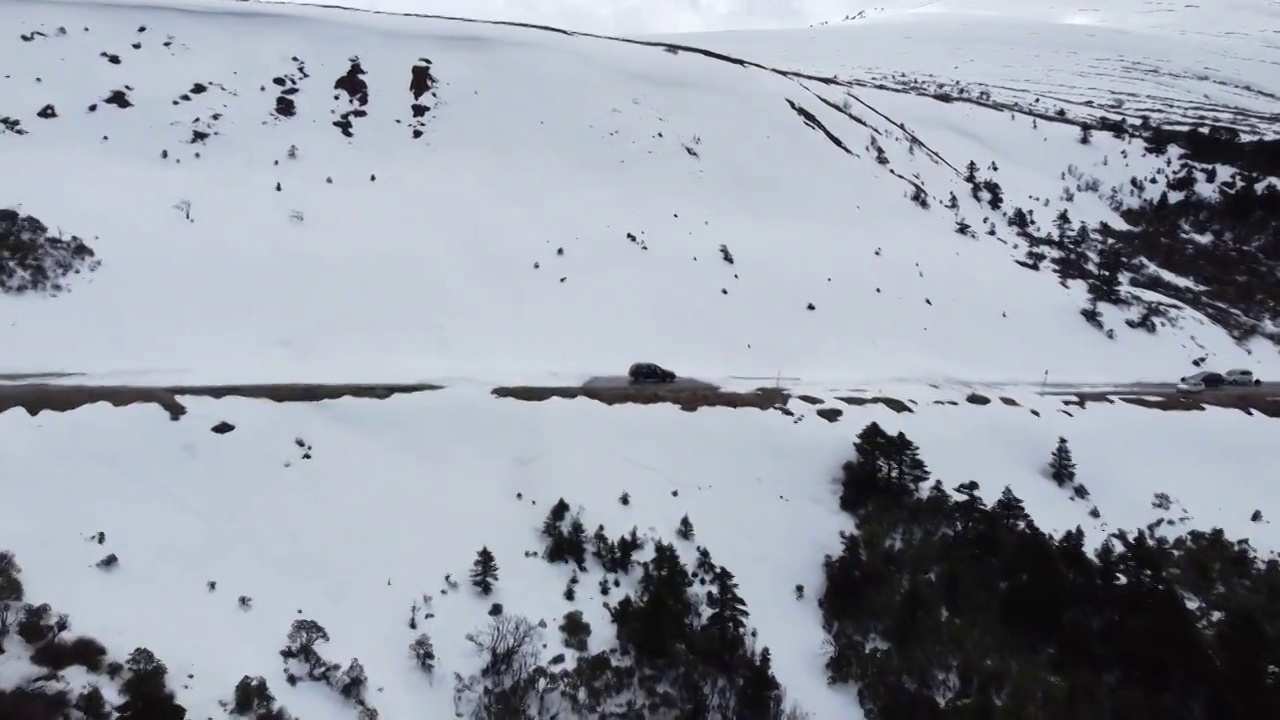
453, 614, 554, 718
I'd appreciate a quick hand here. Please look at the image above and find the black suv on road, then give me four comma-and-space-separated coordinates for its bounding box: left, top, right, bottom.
629, 362, 677, 383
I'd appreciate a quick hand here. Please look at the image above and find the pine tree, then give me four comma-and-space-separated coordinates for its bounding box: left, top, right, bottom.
1049, 437, 1077, 487
615, 528, 644, 574
1089, 240, 1126, 303
840, 422, 893, 513
470, 546, 499, 596
1054, 209, 1073, 240
677, 514, 695, 541
1073, 222, 1093, 247
707, 567, 749, 638
887, 431, 931, 492
117, 648, 185, 720
694, 546, 717, 580
542, 498, 571, 539
565, 515, 589, 569
591, 525, 617, 570
624, 542, 695, 662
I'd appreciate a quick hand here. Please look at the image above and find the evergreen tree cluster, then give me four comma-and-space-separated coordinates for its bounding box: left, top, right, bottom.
542, 498, 590, 569
603, 540, 787, 718
998, 121, 1280, 345
454, 499, 804, 718
822, 421, 1280, 720
541, 497, 645, 576
963, 159, 1005, 212
1105, 161, 1280, 343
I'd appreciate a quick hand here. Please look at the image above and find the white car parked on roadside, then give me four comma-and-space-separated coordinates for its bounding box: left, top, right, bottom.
1224, 369, 1261, 386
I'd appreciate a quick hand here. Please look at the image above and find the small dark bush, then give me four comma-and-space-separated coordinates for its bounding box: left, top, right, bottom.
0, 208, 100, 295
559, 610, 591, 653
16, 602, 53, 645
231, 675, 275, 715
30, 635, 107, 672
0, 686, 72, 720
75, 685, 111, 720
410, 633, 436, 673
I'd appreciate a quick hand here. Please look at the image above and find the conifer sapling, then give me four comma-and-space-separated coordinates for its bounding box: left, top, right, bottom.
470, 546, 499, 596
1049, 437, 1077, 488
677, 514, 695, 541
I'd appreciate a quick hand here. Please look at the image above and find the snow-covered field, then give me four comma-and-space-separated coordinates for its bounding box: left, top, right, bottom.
2, 0, 1279, 718
2, 388, 1276, 719
653, 0, 1280, 133
3, 0, 1277, 385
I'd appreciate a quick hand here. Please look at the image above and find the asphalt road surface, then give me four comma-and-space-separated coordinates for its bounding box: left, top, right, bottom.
0, 374, 1276, 420
1045, 382, 1280, 398
581, 375, 720, 391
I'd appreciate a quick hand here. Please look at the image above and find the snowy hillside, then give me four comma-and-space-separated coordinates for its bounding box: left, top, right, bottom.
3, 0, 1278, 385
4, 1, 1280, 720
662, 0, 1280, 134
2, 387, 1278, 720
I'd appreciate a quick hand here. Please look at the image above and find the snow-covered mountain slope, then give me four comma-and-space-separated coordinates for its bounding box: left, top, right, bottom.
2, 388, 1276, 720
655, 0, 1280, 134
3, 0, 1277, 386
4, 2, 1280, 720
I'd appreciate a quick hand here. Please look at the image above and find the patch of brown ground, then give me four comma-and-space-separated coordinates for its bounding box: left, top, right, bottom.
835, 396, 915, 413
815, 407, 844, 423
491, 385, 789, 412
4, 381, 1278, 423
1062, 392, 1280, 418
0, 383, 443, 420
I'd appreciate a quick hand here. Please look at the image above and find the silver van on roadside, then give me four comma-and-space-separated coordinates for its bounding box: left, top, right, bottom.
1224, 369, 1261, 386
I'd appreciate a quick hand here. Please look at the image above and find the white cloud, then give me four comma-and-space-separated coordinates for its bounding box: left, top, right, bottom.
268, 0, 872, 34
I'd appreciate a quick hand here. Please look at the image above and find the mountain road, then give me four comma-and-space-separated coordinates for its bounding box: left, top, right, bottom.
0, 375, 1277, 419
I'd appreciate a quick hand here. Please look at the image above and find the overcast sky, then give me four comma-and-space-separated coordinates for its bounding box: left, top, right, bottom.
284, 0, 883, 34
